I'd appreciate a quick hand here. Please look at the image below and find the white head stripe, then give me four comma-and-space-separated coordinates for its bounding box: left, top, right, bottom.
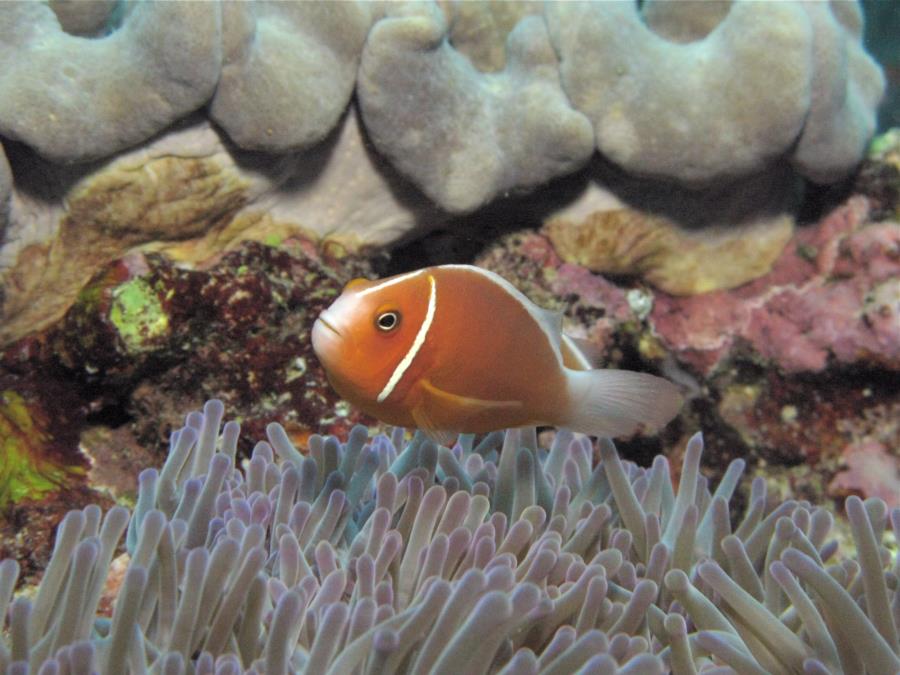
356, 270, 423, 297
376, 274, 437, 403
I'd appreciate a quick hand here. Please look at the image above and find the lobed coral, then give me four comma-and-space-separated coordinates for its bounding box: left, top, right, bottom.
0, 2, 221, 163
210, 3, 373, 152
356, 2, 594, 213
0, 107, 438, 345
0, 0, 882, 184
0, 1, 887, 350
1, 400, 898, 673
544, 0, 884, 184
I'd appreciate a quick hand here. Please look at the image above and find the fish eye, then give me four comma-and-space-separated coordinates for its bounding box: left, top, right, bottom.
376, 311, 400, 332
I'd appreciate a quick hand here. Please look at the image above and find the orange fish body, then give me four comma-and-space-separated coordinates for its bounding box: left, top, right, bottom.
311, 265, 681, 440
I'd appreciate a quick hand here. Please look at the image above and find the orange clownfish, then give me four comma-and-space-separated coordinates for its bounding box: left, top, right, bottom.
311, 265, 682, 442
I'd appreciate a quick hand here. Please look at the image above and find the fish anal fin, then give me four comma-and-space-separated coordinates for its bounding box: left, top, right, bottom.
539, 308, 564, 339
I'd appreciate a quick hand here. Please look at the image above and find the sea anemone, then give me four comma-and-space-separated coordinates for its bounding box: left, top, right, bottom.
1, 399, 897, 674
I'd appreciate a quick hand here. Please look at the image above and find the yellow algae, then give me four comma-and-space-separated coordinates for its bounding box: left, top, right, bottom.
0, 391, 78, 506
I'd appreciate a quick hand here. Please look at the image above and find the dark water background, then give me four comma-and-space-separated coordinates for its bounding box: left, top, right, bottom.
862, 0, 900, 130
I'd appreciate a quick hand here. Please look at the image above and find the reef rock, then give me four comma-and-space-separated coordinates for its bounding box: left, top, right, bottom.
0, 2, 222, 162
476, 192, 900, 507
0, 238, 374, 576
357, 3, 594, 213
1, 237, 376, 476
652, 196, 900, 375
856, 128, 900, 221
210, 2, 374, 152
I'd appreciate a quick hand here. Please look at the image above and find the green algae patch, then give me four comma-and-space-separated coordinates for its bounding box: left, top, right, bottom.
109, 277, 170, 353
263, 233, 283, 248
0, 391, 79, 507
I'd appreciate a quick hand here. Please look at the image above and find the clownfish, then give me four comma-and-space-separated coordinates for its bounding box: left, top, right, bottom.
311, 265, 682, 442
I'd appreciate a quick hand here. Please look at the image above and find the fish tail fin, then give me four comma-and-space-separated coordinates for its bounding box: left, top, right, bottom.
561, 369, 683, 438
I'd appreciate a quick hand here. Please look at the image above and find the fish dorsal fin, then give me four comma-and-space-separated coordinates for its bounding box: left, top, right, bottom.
535, 307, 564, 352
561, 334, 604, 370
413, 379, 523, 445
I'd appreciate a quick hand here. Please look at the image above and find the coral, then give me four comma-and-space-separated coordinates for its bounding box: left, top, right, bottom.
0, 142, 9, 242
47, 0, 117, 37
0, 2, 221, 162
357, 3, 594, 213
790, 1, 885, 182
0, 0, 881, 185
438, 0, 542, 72
0, 391, 77, 508
856, 128, 900, 220
0, 108, 437, 347
210, 2, 373, 152
0, 238, 365, 579
474, 195, 899, 508
544, 207, 794, 295
0, 377, 110, 585
107, 278, 170, 355
0, 2, 887, 346
0, 124, 250, 345
0, 0, 884, 287
830, 440, 900, 509
2, 399, 898, 673
545, 1, 884, 184
2, 238, 375, 450
640, 0, 731, 43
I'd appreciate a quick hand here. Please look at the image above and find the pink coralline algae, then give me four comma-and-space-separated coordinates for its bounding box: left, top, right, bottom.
830, 439, 900, 509
651, 197, 900, 375
482, 196, 899, 377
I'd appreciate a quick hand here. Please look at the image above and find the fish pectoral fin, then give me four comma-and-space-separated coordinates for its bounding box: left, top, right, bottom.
410, 406, 458, 448
420, 379, 524, 415
413, 381, 524, 446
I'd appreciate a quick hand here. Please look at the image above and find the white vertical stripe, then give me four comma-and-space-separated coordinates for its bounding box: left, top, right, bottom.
561, 334, 593, 370
356, 270, 423, 297
376, 274, 437, 403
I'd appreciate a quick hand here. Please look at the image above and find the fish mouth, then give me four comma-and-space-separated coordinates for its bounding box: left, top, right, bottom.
316, 314, 341, 336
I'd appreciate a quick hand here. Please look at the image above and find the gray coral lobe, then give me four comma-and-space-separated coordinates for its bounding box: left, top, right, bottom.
0, 0, 884, 200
